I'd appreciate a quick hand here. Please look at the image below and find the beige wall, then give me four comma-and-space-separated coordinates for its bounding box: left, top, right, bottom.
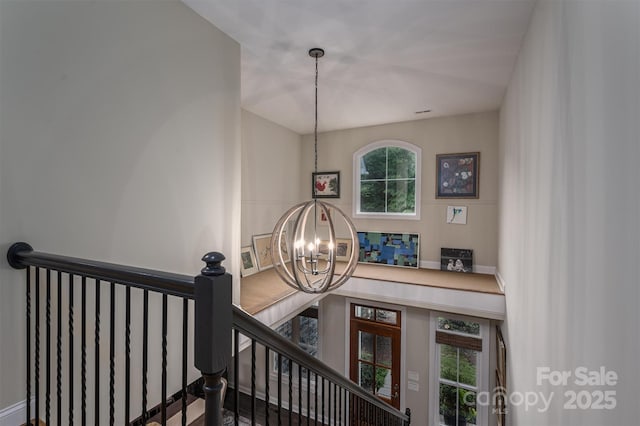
499, 1, 639, 425
0, 0, 240, 418
301, 112, 499, 269
241, 110, 303, 246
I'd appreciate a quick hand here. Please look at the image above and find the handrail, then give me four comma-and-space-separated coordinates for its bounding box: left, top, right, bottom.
232, 305, 410, 422
6, 242, 195, 299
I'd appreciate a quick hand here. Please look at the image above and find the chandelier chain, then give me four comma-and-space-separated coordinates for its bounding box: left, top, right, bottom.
314, 53, 318, 175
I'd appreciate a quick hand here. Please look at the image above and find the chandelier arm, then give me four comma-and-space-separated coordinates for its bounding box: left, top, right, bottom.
271, 203, 306, 288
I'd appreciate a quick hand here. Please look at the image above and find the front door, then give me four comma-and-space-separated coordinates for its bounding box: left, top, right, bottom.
349, 303, 401, 409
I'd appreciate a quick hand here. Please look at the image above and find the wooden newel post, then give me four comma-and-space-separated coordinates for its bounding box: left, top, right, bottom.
195, 252, 232, 426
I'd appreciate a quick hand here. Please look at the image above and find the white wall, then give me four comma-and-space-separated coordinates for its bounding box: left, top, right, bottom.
241, 110, 303, 245
301, 112, 499, 269
0, 0, 240, 420
499, 1, 639, 425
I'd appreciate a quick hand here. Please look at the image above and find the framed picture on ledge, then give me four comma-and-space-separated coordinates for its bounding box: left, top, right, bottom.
357, 231, 419, 268
240, 246, 258, 277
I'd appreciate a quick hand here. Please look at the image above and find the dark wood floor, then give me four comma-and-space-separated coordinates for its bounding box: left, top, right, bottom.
187, 386, 325, 426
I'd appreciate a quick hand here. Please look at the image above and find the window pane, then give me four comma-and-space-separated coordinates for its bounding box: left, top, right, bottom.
358, 331, 374, 362
361, 148, 387, 180
459, 348, 477, 387
355, 306, 374, 320
375, 367, 392, 397
440, 344, 458, 381
299, 316, 318, 350
376, 335, 392, 367
360, 181, 386, 212
387, 147, 415, 179
386, 179, 415, 213
439, 383, 458, 425
437, 317, 480, 336
359, 362, 374, 392
459, 389, 477, 424
276, 320, 293, 339
375, 309, 397, 325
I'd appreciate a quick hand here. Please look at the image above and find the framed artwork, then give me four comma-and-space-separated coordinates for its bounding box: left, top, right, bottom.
240, 246, 259, 277
252, 233, 290, 271
436, 152, 479, 198
440, 248, 473, 273
335, 238, 352, 261
357, 231, 419, 268
446, 206, 467, 225
312, 171, 340, 198
317, 205, 332, 225
316, 238, 353, 262
252, 233, 274, 270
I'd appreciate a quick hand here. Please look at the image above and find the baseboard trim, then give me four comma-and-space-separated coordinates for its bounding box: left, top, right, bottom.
0, 398, 34, 426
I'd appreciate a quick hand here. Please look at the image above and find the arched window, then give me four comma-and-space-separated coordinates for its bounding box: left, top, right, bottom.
353, 140, 421, 219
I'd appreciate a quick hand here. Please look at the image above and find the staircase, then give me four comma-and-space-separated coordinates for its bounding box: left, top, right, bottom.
8, 242, 411, 425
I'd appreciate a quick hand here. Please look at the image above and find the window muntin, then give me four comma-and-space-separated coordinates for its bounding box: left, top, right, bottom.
354, 140, 421, 219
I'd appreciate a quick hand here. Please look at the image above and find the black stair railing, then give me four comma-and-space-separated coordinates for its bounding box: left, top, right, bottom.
7, 242, 410, 426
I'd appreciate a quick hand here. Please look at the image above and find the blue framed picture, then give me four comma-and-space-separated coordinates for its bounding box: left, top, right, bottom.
357, 231, 419, 268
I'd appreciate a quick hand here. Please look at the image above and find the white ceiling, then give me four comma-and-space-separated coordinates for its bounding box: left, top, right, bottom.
183, 0, 536, 134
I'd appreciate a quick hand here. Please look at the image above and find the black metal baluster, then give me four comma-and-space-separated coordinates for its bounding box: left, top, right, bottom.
333, 383, 336, 426
288, 359, 293, 426
298, 364, 302, 425
182, 299, 188, 426
95, 280, 101, 426
234, 329, 240, 425
306, 368, 310, 426
327, 380, 331, 426
251, 340, 256, 426
56, 271, 62, 426
69, 273, 74, 425
109, 283, 115, 426
125, 286, 131, 424
337, 387, 341, 426
81, 276, 87, 426
321, 378, 325, 426
46, 269, 51, 425
314, 373, 318, 425
277, 353, 282, 426
161, 294, 168, 426
264, 347, 270, 426
141, 289, 149, 423
35, 267, 40, 425
26, 268, 31, 426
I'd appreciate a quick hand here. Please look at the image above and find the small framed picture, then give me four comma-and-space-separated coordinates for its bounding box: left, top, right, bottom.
252, 233, 274, 270
446, 206, 468, 225
252, 232, 289, 271
240, 246, 259, 277
312, 171, 340, 198
440, 247, 473, 273
436, 152, 479, 198
317, 205, 332, 226
335, 238, 353, 261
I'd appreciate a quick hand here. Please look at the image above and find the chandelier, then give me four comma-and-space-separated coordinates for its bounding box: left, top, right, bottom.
270, 48, 359, 293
